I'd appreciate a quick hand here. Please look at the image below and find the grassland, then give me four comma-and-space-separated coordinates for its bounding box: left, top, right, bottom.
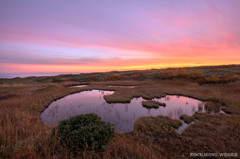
142, 100, 166, 109
0, 65, 240, 158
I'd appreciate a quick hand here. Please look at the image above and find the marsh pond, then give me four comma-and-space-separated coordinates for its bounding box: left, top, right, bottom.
41, 90, 210, 133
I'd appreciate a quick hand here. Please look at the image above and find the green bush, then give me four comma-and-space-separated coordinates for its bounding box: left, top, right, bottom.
52, 114, 115, 152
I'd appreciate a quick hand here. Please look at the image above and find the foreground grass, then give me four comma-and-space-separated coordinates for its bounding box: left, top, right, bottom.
0, 78, 240, 158
107, 114, 240, 158
0, 83, 103, 158
180, 115, 195, 124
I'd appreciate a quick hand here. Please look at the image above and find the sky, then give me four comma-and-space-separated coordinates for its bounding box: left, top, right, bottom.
0, 0, 240, 73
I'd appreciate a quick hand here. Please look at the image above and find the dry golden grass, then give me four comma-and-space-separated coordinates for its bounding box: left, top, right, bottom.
0, 83, 97, 158
183, 114, 240, 153
118, 114, 240, 158
0, 79, 240, 158
204, 101, 222, 113
180, 115, 195, 124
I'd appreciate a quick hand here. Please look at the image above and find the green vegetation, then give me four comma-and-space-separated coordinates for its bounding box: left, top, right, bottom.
142, 100, 166, 109
52, 114, 115, 152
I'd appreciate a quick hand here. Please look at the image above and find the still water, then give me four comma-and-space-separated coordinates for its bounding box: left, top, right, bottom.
41, 90, 205, 132
72, 85, 87, 88
108, 85, 136, 88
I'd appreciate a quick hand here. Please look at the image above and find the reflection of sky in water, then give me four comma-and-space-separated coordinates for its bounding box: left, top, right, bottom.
108, 85, 135, 88
41, 90, 205, 133
72, 85, 87, 88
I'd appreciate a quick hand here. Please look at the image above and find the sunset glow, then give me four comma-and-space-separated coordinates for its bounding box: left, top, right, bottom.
0, 0, 240, 73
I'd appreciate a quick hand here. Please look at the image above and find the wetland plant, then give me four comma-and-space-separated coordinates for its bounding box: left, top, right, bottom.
142, 100, 166, 109
52, 113, 115, 152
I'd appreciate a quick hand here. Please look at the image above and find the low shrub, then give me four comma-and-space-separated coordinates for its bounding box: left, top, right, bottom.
52, 114, 115, 152
52, 78, 65, 83
104, 75, 121, 81
160, 68, 188, 79
205, 75, 221, 84
188, 71, 203, 79
130, 72, 146, 80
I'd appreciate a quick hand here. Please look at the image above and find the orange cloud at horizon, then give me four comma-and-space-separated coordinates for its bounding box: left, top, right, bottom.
1, 56, 239, 73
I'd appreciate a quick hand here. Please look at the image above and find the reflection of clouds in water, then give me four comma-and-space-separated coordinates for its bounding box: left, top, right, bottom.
191, 105, 196, 112
125, 104, 128, 112
165, 96, 170, 101
108, 86, 135, 88
72, 85, 87, 88
176, 107, 183, 116
41, 91, 205, 133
